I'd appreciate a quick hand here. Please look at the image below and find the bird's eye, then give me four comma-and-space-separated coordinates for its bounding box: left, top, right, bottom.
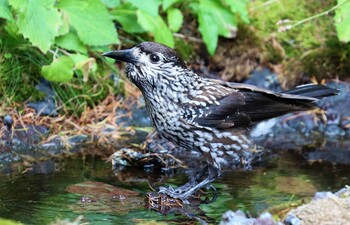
150, 54, 160, 63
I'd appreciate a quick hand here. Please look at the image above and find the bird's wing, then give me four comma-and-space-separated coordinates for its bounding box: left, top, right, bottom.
182, 81, 317, 129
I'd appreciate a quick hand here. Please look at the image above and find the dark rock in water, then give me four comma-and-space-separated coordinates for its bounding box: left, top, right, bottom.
27, 79, 58, 117
244, 68, 282, 92
303, 140, 350, 165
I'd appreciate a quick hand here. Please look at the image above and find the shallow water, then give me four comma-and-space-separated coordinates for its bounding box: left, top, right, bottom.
0, 148, 349, 225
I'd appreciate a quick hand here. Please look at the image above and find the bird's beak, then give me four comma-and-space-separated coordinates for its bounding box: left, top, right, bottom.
102, 48, 136, 63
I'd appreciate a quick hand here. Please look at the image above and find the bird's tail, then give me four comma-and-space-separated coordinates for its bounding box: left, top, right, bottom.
283, 84, 339, 99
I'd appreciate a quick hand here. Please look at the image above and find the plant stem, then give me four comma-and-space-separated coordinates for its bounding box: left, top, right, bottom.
291, 0, 350, 29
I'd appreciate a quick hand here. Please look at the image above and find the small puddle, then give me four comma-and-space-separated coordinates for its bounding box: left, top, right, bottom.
0, 147, 349, 224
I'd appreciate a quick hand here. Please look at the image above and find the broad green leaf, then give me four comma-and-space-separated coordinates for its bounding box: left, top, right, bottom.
198, 0, 237, 38
58, 11, 70, 36
42, 56, 75, 82
69, 54, 97, 82
57, 0, 119, 46
101, 0, 120, 8
192, 0, 238, 54
55, 32, 88, 54
222, 0, 250, 23
137, 10, 174, 47
8, 0, 62, 53
162, 0, 181, 10
6, 0, 21, 10
334, 0, 350, 42
110, 4, 144, 33
0, 218, 24, 225
197, 9, 218, 55
0, 0, 13, 21
125, 0, 159, 17
167, 8, 183, 32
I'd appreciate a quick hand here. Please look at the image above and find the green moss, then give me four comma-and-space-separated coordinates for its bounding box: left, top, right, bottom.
249, 0, 348, 80
251, 0, 335, 56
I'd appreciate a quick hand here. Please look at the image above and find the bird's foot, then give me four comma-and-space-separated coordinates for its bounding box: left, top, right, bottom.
157, 167, 219, 204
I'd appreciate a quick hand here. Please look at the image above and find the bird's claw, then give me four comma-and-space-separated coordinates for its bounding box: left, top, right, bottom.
157, 177, 218, 204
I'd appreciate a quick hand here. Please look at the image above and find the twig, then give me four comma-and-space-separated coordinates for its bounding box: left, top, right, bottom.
281, 0, 350, 31
173, 33, 203, 43
293, 0, 349, 27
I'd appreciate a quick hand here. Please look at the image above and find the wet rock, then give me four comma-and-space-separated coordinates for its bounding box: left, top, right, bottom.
68, 135, 89, 146
284, 187, 350, 225
3, 115, 13, 129
284, 215, 302, 225
116, 97, 151, 127
256, 212, 281, 225
301, 140, 350, 165
27, 79, 58, 117
66, 181, 139, 197
244, 68, 283, 92
220, 210, 254, 225
66, 181, 142, 215
324, 124, 345, 137
313, 191, 336, 200
0, 125, 49, 151
219, 210, 280, 225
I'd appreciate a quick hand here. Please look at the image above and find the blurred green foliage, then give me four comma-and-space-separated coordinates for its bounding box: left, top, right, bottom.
250, 0, 350, 81
0, 0, 249, 115
0, 0, 350, 115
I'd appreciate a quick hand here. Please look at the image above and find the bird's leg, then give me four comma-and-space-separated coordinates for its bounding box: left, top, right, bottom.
158, 165, 220, 203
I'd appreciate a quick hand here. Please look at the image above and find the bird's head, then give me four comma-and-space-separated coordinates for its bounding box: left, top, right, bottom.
102, 42, 187, 91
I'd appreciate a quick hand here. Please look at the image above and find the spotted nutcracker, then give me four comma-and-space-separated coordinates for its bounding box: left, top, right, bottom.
103, 42, 338, 202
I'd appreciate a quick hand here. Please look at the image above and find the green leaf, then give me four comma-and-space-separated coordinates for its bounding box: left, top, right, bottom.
42, 56, 75, 82
334, 0, 350, 42
167, 8, 183, 32
0, 218, 24, 225
125, 0, 159, 17
137, 10, 174, 47
192, 0, 238, 55
57, 0, 119, 46
8, 0, 62, 53
0, 0, 13, 21
109, 4, 144, 33
222, 0, 250, 23
101, 0, 120, 8
197, 9, 218, 55
198, 0, 237, 38
58, 12, 70, 36
69, 54, 97, 82
55, 32, 88, 54
6, 0, 20, 10
162, 0, 181, 10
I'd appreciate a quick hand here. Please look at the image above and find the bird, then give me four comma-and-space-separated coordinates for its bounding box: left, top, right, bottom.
103, 42, 338, 202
